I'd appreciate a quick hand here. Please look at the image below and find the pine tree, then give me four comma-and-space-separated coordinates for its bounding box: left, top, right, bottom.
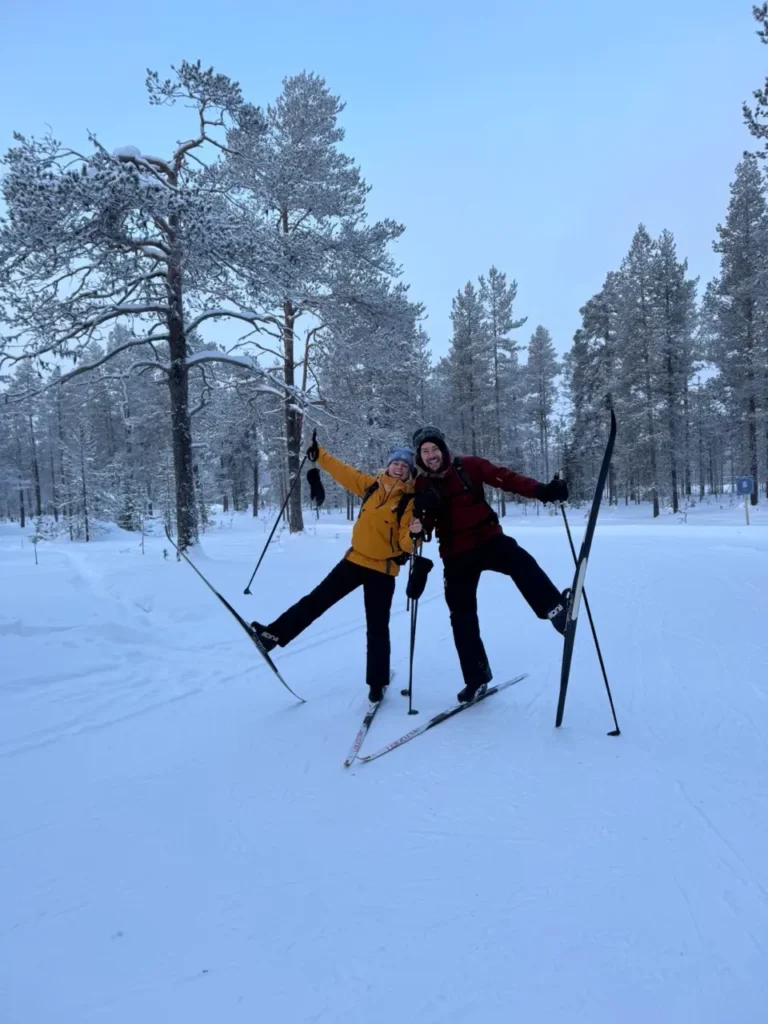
0, 62, 299, 550
705, 157, 767, 505
479, 266, 526, 514
223, 72, 415, 533
653, 230, 698, 512
524, 325, 559, 479
448, 282, 489, 455
564, 272, 621, 502
617, 225, 662, 516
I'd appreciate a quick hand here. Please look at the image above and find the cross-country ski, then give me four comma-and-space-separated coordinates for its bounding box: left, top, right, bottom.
555, 404, 618, 730
343, 671, 395, 766
165, 526, 305, 704
356, 674, 529, 764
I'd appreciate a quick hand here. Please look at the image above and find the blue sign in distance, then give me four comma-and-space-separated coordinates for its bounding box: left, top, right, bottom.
736, 476, 754, 496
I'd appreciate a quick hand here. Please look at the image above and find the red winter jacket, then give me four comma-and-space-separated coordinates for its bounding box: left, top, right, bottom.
414, 455, 541, 559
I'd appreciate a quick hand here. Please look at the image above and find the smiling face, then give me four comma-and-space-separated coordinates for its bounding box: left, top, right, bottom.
419, 442, 443, 472
387, 460, 411, 481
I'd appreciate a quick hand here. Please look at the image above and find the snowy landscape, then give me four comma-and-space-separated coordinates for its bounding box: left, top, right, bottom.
2, 501, 767, 1022
3, 1, 768, 1021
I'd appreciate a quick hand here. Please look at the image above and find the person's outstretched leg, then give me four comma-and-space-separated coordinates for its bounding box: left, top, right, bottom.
482, 534, 568, 633
253, 559, 362, 649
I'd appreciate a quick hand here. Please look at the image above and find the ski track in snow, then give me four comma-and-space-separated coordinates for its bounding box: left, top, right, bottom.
1, 505, 767, 1023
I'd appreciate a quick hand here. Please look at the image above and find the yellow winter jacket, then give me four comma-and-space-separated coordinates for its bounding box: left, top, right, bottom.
316, 448, 415, 576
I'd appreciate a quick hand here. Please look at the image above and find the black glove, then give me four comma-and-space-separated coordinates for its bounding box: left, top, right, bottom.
413, 487, 441, 519
306, 429, 319, 463
406, 554, 434, 600
536, 476, 569, 504
307, 467, 325, 507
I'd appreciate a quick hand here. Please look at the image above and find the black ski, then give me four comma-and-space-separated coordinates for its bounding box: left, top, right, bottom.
555, 406, 617, 728
165, 527, 305, 704
357, 673, 528, 764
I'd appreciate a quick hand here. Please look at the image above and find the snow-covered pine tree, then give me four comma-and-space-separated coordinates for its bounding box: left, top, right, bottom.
653, 230, 698, 513
222, 72, 413, 533
523, 326, 559, 480
704, 156, 768, 506
479, 266, 526, 515
0, 61, 295, 550
312, 275, 423, 488
563, 272, 621, 502
616, 225, 662, 517
447, 282, 490, 455
413, 328, 434, 424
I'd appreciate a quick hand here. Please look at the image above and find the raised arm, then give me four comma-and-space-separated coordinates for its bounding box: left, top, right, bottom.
316, 448, 376, 499
464, 456, 540, 500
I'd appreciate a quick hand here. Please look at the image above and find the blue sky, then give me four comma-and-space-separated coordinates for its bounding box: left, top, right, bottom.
1, 0, 763, 360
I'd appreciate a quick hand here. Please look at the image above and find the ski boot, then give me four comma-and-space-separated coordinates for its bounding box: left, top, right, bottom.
547, 588, 571, 636
457, 680, 487, 703
368, 679, 388, 704
249, 621, 280, 652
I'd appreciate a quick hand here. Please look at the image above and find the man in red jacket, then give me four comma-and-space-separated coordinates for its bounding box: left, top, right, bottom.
409, 425, 569, 703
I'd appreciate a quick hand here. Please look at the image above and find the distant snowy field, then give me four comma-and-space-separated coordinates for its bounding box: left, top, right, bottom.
2, 500, 767, 1023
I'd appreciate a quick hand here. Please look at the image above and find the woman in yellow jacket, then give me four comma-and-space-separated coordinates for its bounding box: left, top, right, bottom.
250, 437, 416, 703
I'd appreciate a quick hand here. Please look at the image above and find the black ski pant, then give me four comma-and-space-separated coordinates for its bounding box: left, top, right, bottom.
443, 533, 562, 688
267, 558, 396, 689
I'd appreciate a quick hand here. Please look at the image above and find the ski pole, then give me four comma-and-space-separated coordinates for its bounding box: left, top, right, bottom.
401, 543, 421, 715
243, 451, 308, 595
559, 503, 620, 736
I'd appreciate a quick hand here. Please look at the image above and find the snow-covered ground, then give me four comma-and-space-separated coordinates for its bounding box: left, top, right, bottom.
2, 500, 767, 1023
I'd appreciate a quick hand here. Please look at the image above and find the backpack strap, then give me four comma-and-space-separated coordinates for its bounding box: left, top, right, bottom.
395, 492, 413, 525
360, 482, 413, 523
357, 481, 379, 518
451, 456, 499, 533
452, 456, 485, 502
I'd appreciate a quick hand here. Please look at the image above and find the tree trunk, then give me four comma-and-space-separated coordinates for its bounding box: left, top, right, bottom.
57, 395, 73, 541
683, 385, 692, 497
696, 383, 705, 499
643, 343, 660, 517
166, 246, 197, 550
493, 345, 506, 517
252, 458, 259, 515
79, 423, 90, 543
748, 394, 759, 505
28, 415, 42, 517
666, 355, 679, 514
279, 203, 304, 535
743, 293, 759, 506
120, 379, 136, 531
282, 299, 304, 533
49, 448, 59, 521
468, 365, 478, 456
